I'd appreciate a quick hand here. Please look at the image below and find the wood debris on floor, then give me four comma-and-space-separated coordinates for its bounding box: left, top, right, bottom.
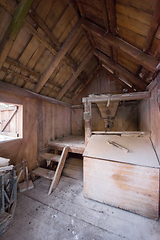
1, 157, 160, 240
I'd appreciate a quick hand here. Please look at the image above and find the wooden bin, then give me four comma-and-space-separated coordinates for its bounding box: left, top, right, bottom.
83, 133, 160, 220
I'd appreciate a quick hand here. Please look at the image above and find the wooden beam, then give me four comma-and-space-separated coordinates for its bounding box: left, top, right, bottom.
56, 50, 94, 100
83, 98, 92, 147
143, 0, 160, 53
70, 65, 101, 103
5, 57, 73, 91
95, 50, 147, 90
0, 0, 34, 69
0, 81, 71, 107
83, 91, 150, 103
6, 57, 40, 78
28, 8, 60, 47
1, 66, 38, 83
100, 0, 109, 30
75, 0, 85, 17
34, 18, 83, 93
105, 0, 116, 34
101, 64, 133, 90
82, 19, 160, 72
0, 0, 15, 14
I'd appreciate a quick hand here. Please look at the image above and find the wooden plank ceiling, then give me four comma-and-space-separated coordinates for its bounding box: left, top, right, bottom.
0, 0, 160, 103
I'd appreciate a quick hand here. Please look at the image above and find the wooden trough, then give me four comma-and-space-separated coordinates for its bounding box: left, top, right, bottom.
83, 133, 160, 220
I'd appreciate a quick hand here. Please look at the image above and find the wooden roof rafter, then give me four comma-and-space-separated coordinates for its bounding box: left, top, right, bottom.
82, 19, 160, 73
70, 65, 102, 104
95, 50, 147, 91
57, 49, 94, 100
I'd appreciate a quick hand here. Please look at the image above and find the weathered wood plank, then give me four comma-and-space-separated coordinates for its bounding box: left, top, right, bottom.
83, 91, 150, 103
0, 0, 34, 69
84, 156, 159, 219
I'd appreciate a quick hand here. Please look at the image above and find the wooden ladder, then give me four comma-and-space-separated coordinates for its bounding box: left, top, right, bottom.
32, 146, 69, 195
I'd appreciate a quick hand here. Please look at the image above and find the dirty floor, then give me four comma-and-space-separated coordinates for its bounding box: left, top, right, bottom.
1, 157, 160, 240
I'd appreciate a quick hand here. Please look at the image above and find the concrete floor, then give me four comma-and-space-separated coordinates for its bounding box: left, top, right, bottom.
1, 157, 160, 240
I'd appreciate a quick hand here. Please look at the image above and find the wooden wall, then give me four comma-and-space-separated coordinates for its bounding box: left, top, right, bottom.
71, 68, 138, 134
138, 74, 160, 160
72, 68, 125, 105
0, 89, 71, 172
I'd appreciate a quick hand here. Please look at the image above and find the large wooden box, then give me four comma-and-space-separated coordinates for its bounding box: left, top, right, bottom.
83, 134, 160, 220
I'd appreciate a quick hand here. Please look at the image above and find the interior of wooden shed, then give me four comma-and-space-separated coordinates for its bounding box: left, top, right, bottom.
0, 0, 160, 239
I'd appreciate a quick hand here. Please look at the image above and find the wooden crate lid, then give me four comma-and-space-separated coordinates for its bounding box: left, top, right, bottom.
83, 135, 160, 168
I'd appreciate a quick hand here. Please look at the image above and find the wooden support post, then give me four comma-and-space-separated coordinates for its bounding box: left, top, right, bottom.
0, 0, 34, 69
83, 99, 92, 147
157, 73, 160, 111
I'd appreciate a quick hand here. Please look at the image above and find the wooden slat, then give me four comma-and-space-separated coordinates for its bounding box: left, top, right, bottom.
32, 167, 55, 180
1, 66, 37, 84
6, 57, 40, 78
82, 19, 159, 72
57, 50, 94, 100
0, 0, 34, 69
83, 91, 150, 103
34, 18, 83, 93
39, 153, 60, 162
48, 146, 69, 195
95, 50, 147, 90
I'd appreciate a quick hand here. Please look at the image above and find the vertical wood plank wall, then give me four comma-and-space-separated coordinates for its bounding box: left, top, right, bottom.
71, 68, 138, 134
72, 68, 124, 105
0, 90, 71, 172
138, 74, 160, 160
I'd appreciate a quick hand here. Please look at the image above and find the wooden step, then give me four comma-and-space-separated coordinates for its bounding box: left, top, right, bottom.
32, 167, 55, 180
39, 153, 60, 162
